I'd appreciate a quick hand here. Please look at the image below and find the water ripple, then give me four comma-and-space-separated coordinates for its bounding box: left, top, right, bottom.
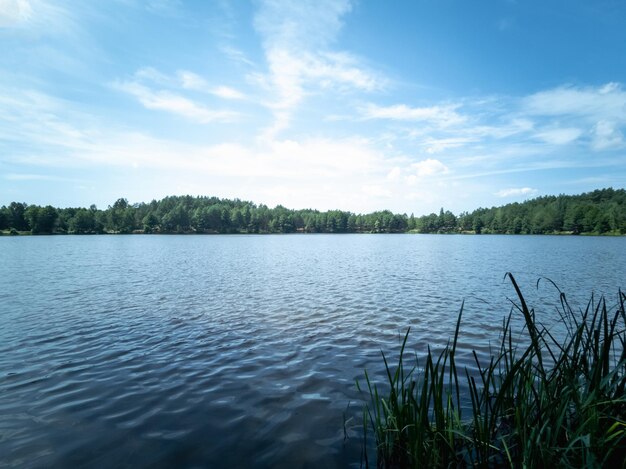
0, 234, 624, 467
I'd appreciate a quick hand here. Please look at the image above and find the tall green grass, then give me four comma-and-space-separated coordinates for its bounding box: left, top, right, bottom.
358, 273, 626, 468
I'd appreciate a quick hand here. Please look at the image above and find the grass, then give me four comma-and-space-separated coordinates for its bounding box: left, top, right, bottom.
358, 273, 626, 468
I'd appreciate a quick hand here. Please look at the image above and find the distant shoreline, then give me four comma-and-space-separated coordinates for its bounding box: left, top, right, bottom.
2, 230, 624, 237
2, 188, 624, 236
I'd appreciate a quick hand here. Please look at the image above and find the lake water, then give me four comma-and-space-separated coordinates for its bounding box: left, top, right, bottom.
1, 234, 624, 468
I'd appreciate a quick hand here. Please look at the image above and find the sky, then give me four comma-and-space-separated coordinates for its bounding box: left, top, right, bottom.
1, 0, 625, 215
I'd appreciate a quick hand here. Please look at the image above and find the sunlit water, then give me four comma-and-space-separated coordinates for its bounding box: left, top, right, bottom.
1, 234, 624, 467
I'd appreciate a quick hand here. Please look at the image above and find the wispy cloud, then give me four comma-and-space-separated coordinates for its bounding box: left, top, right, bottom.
219, 45, 256, 67
253, 0, 384, 139
177, 71, 246, 99
112, 67, 246, 122
254, 0, 353, 51
367, 82, 626, 185
411, 159, 449, 177
0, 87, 96, 153
524, 83, 626, 120
0, 0, 32, 27
144, 0, 183, 18
135, 67, 171, 85
534, 127, 582, 145
211, 85, 245, 100
591, 120, 624, 150
3, 82, 484, 214
495, 187, 538, 198
0, 0, 81, 38
419, 137, 476, 154
363, 103, 465, 126
4, 173, 60, 181
3, 1, 626, 214
0, 85, 403, 211
362, 185, 392, 198
522, 83, 626, 152
114, 81, 239, 123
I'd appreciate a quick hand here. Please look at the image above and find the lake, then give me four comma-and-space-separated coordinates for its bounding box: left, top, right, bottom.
1, 234, 624, 467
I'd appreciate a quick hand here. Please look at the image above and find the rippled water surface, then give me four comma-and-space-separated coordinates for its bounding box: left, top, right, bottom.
1, 234, 624, 467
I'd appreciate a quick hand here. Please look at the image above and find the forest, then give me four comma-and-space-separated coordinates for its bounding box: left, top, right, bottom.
0, 188, 624, 235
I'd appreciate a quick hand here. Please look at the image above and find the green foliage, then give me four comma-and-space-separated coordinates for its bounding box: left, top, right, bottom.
68, 207, 102, 234
359, 275, 626, 467
107, 198, 137, 233
7, 202, 29, 231
24, 205, 58, 234
410, 188, 626, 235
1, 188, 624, 235
142, 212, 159, 233
0, 206, 8, 230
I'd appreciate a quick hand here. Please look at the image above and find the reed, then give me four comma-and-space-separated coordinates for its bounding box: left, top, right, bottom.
358, 273, 626, 468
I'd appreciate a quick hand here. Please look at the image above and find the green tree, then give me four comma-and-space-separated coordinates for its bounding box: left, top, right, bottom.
107, 198, 132, 232
563, 205, 585, 234
408, 213, 416, 231
0, 206, 9, 230
8, 202, 29, 231
161, 204, 190, 233
594, 213, 611, 233
142, 212, 159, 233
441, 210, 457, 233
473, 216, 484, 234
230, 208, 245, 231
25, 205, 58, 234
69, 209, 97, 233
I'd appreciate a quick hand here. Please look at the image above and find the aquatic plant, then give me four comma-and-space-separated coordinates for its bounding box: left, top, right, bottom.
358, 273, 626, 468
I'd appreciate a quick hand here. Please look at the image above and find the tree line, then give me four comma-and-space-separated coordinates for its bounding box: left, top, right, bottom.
0, 188, 624, 235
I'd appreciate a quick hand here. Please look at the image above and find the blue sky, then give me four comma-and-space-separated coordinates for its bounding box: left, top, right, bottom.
1, 0, 625, 215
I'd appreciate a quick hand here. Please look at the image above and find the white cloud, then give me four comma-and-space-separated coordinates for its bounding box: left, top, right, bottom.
411, 158, 449, 177
220, 45, 256, 67
495, 187, 538, 198
386, 167, 401, 180
524, 82, 626, 120
380, 83, 626, 161
4, 172, 57, 180
421, 137, 475, 154
177, 71, 246, 99
79, 135, 403, 210
314, 51, 382, 91
113, 81, 239, 123
462, 118, 535, 140
534, 127, 582, 145
133, 68, 245, 102
254, 0, 352, 51
5, 84, 479, 213
0, 0, 32, 26
363, 103, 465, 127
0, 85, 399, 210
591, 120, 624, 150
257, 48, 383, 117
253, 0, 384, 138
177, 70, 207, 90
515, 83, 626, 152
5, 27, 626, 216
145, 0, 182, 17
136, 67, 171, 85
211, 85, 245, 100
362, 185, 392, 198
0, 0, 82, 40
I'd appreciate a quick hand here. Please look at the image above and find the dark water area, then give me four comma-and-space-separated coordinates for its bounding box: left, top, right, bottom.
1, 234, 624, 467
